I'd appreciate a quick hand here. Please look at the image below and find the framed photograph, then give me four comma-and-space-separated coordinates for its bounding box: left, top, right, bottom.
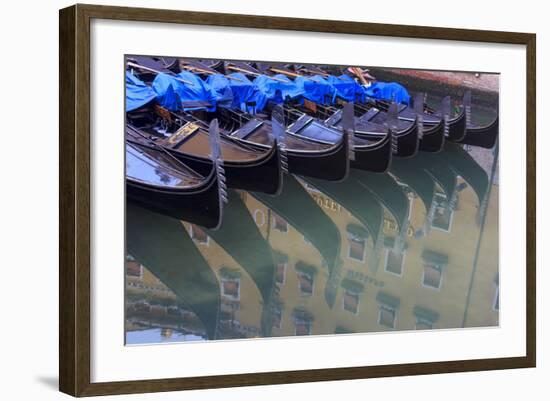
59, 4, 536, 397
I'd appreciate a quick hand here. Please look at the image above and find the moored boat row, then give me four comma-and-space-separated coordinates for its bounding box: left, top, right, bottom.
125, 56, 498, 227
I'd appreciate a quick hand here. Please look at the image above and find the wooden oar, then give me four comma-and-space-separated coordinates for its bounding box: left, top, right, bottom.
127, 61, 194, 85
225, 64, 288, 83
181, 65, 244, 82
268, 67, 321, 83
269, 67, 302, 78
350, 67, 368, 85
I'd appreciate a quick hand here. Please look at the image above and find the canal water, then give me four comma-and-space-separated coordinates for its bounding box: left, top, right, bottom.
125, 142, 499, 345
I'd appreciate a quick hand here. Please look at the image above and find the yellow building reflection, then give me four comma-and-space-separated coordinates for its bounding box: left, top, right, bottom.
125, 144, 499, 342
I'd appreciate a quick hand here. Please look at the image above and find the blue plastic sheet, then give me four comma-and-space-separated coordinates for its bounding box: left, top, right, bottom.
228, 73, 267, 113
365, 82, 410, 105
253, 74, 305, 108
152, 72, 217, 112
150, 73, 180, 111
206, 74, 234, 109
294, 75, 336, 105
125, 71, 157, 112
327, 74, 366, 102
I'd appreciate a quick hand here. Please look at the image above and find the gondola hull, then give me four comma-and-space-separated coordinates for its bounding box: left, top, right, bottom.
394, 121, 420, 157
446, 109, 467, 142
356, 120, 418, 158
165, 141, 282, 194
419, 118, 446, 153
125, 141, 223, 229
457, 116, 499, 149
126, 174, 222, 229
352, 131, 393, 173
285, 138, 349, 181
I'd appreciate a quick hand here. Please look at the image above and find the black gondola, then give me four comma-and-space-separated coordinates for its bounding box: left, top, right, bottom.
234, 62, 416, 159
385, 94, 450, 153
197, 60, 391, 173
125, 125, 225, 229
457, 114, 499, 149
264, 63, 420, 158
126, 202, 221, 340
215, 104, 351, 181
368, 88, 469, 144
440, 90, 499, 148
126, 106, 283, 195
337, 101, 419, 158
282, 102, 394, 173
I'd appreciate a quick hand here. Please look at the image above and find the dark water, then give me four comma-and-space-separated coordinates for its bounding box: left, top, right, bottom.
125, 143, 499, 345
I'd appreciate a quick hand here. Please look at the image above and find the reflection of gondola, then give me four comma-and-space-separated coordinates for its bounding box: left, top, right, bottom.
126, 202, 221, 340
303, 176, 383, 246
126, 109, 283, 194
391, 157, 436, 214
414, 151, 458, 202
303, 175, 385, 272
252, 174, 341, 307
444, 143, 490, 205
125, 136, 224, 229
205, 191, 276, 336
391, 155, 448, 237
350, 170, 409, 236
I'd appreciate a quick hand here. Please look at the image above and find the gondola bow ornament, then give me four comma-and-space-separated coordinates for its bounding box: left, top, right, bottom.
464, 90, 472, 128
440, 95, 451, 139
414, 92, 425, 139
342, 102, 355, 164
386, 103, 400, 154
271, 105, 289, 175
209, 119, 228, 208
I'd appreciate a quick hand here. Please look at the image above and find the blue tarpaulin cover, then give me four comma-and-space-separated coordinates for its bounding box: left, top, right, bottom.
126, 71, 157, 112
205, 74, 234, 109
130, 66, 411, 115
294, 75, 336, 105
365, 82, 410, 105
227, 73, 268, 113
152, 72, 217, 112
327, 74, 366, 102
150, 74, 180, 111
253, 74, 305, 108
